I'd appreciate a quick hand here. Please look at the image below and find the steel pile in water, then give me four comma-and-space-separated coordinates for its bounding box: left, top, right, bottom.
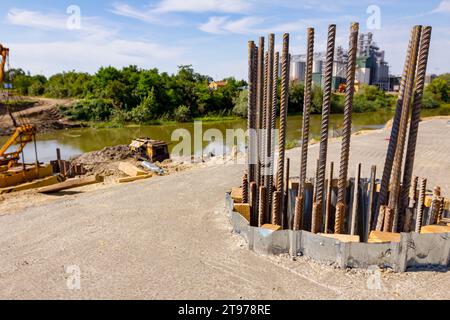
240, 23, 446, 241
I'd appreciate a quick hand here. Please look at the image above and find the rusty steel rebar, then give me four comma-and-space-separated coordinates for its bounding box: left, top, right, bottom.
256, 37, 265, 188
350, 163, 361, 236
283, 158, 290, 229
383, 206, 393, 232
250, 181, 258, 226
242, 173, 249, 204
334, 202, 345, 234
271, 191, 281, 226
428, 186, 442, 225
293, 196, 303, 231
389, 25, 422, 232
403, 176, 418, 232
313, 24, 336, 233
276, 33, 290, 222
414, 177, 426, 233
264, 34, 275, 222
337, 23, 359, 208
258, 185, 267, 227
293, 28, 314, 231
400, 26, 432, 219
324, 162, 334, 233
365, 165, 376, 239
375, 26, 418, 230
267, 50, 278, 223
247, 41, 257, 191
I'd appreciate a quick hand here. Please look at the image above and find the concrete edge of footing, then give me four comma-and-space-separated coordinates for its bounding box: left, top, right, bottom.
225, 193, 450, 272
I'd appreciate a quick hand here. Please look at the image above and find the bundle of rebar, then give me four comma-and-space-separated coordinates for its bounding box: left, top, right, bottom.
239, 23, 444, 239
244, 33, 290, 227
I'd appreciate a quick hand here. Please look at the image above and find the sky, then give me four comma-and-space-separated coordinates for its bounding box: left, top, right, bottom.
1, 0, 450, 80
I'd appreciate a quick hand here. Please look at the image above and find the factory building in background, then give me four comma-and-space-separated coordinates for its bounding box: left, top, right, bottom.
289, 32, 391, 91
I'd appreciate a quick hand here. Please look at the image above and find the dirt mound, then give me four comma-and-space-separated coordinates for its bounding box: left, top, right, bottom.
71, 145, 136, 182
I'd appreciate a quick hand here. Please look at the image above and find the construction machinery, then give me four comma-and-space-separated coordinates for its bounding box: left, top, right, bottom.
0, 44, 51, 189
129, 138, 170, 163
1, 43, 38, 172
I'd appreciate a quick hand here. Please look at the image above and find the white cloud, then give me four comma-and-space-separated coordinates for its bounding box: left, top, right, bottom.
6, 8, 185, 76
110, 2, 180, 26
154, 0, 252, 13
7, 8, 117, 40
8, 8, 68, 30
9, 39, 184, 76
432, 0, 450, 13
199, 16, 265, 35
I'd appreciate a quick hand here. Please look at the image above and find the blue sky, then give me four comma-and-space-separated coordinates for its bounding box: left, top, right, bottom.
1, 0, 449, 80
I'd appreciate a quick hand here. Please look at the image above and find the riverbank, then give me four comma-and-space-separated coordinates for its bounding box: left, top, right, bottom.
0, 97, 80, 136
0, 118, 449, 299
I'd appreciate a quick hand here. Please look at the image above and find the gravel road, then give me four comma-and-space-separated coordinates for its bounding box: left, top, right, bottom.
0, 118, 449, 299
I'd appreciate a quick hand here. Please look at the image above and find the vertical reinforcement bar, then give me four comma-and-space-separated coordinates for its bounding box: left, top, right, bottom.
324, 161, 334, 234
256, 37, 265, 188
336, 22, 359, 215
365, 165, 376, 240
388, 25, 421, 232
414, 177, 426, 233
350, 163, 361, 236
264, 34, 275, 223
247, 41, 257, 195
293, 27, 314, 231
375, 27, 417, 230
276, 33, 290, 223
313, 24, 336, 234
399, 26, 432, 220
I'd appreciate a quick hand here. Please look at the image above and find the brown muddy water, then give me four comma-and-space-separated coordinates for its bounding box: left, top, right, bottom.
2, 108, 448, 163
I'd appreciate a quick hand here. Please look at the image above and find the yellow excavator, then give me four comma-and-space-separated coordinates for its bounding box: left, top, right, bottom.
0, 43, 37, 172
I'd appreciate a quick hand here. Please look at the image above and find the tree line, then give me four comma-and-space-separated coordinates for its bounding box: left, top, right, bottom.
7, 65, 450, 124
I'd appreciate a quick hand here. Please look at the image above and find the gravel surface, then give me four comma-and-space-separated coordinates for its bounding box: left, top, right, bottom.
0, 118, 449, 300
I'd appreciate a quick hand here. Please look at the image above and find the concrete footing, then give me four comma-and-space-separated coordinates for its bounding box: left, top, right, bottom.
226, 193, 450, 272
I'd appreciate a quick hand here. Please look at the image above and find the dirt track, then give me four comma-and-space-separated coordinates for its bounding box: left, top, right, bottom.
0, 97, 76, 135
0, 118, 449, 299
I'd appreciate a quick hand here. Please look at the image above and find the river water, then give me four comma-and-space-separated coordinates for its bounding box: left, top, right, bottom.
2, 109, 447, 163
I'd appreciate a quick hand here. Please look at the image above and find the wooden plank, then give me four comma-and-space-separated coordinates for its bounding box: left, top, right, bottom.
118, 162, 147, 177
0, 164, 53, 188
368, 230, 401, 243
230, 187, 243, 203
420, 225, 450, 234
0, 174, 65, 194
318, 233, 360, 243
261, 224, 282, 231
233, 203, 250, 222
38, 175, 104, 193
118, 174, 152, 183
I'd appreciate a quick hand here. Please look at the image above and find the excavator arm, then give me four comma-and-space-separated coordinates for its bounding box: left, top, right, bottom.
0, 43, 37, 172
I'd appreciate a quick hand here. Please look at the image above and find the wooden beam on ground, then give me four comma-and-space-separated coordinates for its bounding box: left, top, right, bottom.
318, 233, 360, 243
118, 162, 147, 177
38, 175, 104, 194
230, 187, 243, 203
368, 230, 401, 243
233, 203, 251, 222
261, 224, 282, 231
118, 174, 152, 183
0, 174, 65, 194
420, 225, 450, 234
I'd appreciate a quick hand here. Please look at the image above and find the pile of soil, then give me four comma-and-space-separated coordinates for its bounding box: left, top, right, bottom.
71, 145, 137, 182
